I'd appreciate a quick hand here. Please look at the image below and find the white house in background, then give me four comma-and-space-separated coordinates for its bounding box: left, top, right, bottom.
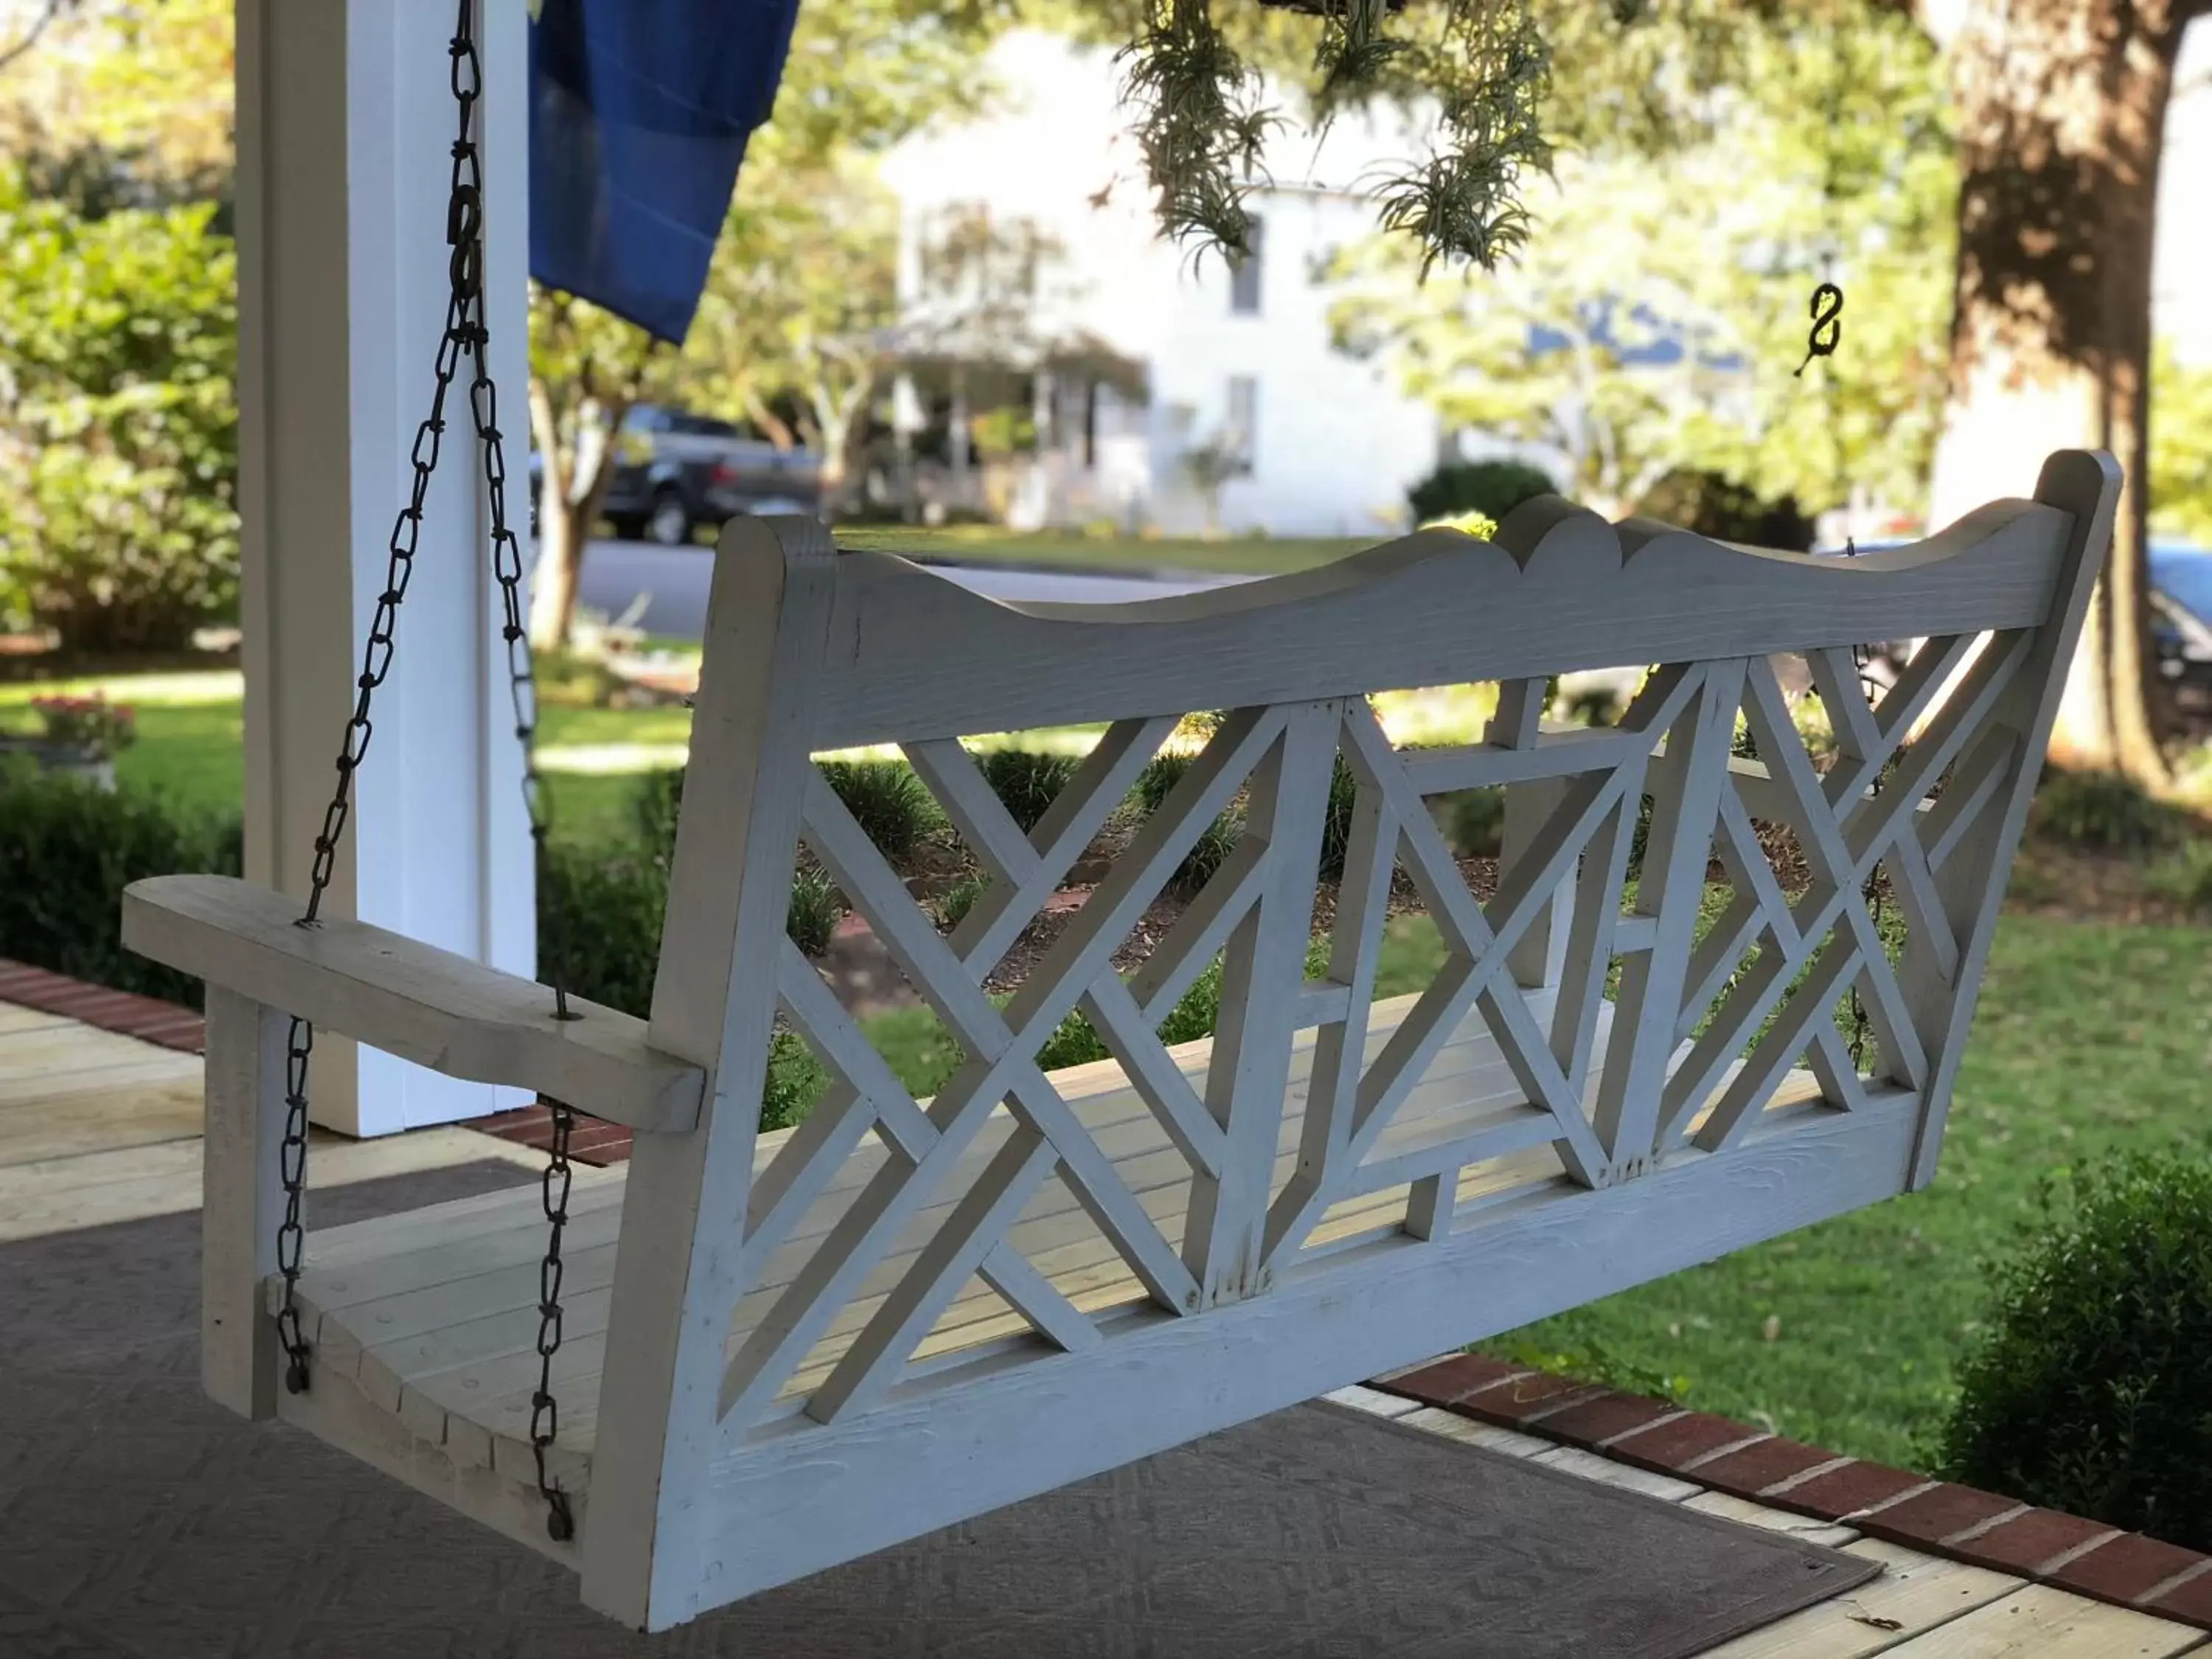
878, 31, 1444, 539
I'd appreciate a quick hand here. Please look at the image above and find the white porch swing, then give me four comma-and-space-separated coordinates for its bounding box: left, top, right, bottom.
121, 2, 2118, 1635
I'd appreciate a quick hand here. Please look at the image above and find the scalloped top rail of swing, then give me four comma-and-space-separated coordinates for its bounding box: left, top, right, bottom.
124, 451, 2116, 1632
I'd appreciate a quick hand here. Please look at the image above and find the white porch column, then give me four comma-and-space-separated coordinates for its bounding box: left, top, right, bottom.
236, 0, 535, 1135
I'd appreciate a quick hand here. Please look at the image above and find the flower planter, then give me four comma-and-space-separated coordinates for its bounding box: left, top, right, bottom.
0, 737, 116, 790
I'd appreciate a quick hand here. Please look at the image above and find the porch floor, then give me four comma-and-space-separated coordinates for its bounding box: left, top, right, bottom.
1, 994, 2202, 1658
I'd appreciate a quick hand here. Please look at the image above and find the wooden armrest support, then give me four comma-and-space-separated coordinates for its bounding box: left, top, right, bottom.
122, 874, 703, 1133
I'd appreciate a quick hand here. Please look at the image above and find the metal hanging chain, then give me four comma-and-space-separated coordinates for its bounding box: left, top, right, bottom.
276, 0, 582, 1545
439, 3, 582, 1546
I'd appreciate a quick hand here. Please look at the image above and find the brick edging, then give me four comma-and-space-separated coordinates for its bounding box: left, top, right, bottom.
0, 957, 206, 1053
1372, 1354, 2212, 1631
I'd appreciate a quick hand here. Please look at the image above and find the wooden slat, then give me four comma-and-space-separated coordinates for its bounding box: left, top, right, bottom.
1876, 1580, 2206, 1658
1694, 1540, 2023, 1658
0, 1002, 83, 1036
122, 873, 705, 1132
813, 499, 2072, 748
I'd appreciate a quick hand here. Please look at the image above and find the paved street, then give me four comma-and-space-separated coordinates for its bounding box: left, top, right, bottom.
577, 537, 1245, 641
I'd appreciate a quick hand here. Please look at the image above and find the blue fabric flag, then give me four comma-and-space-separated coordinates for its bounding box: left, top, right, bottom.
529, 0, 801, 344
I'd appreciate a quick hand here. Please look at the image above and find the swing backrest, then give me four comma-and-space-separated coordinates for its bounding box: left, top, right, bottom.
580, 450, 2114, 1619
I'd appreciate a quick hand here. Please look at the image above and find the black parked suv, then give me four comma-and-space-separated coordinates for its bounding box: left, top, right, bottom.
601, 406, 822, 545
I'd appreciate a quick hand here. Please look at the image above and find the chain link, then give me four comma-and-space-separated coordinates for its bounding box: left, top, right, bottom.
276, 0, 580, 1545
442, 0, 580, 1543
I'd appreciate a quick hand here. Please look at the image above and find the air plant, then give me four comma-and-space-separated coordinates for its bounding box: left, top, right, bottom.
1116, 0, 1602, 278
1116, 0, 1276, 260
1372, 0, 1554, 277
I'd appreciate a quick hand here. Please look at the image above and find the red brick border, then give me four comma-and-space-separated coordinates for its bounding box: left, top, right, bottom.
0, 956, 206, 1052
1374, 1354, 2212, 1633
473, 1103, 635, 1167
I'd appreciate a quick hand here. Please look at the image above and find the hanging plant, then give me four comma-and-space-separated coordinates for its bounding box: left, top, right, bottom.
1117, 0, 1630, 276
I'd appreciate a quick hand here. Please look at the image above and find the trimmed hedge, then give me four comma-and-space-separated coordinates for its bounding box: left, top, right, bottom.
0, 771, 240, 1008
1938, 1155, 2212, 1551
1407, 459, 1555, 527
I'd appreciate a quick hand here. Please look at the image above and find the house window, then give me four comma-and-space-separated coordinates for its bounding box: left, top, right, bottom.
1225, 375, 1258, 475
1229, 217, 1265, 316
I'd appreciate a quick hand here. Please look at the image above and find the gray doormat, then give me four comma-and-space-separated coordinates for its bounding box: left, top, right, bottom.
0, 1161, 1876, 1658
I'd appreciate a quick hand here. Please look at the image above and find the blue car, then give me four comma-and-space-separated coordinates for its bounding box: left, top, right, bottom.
2151, 541, 2212, 709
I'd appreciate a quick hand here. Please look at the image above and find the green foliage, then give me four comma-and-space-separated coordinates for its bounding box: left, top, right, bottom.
1319, 754, 1360, 882
2031, 766, 2175, 854
0, 175, 240, 648
632, 768, 686, 863
1635, 468, 1814, 550
1939, 1155, 2212, 1550
0, 771, 240, 1008
762, 1031, 832, 1133
786, 866, 846, 957
1491, 1335, 1689, 1406
1170, 812, 1243, 900
936, 874, 989, 930
2146, 841, 2212, 916
818, 758, 936, 858
973, 747, 1079, 833
1135, 751, 1194, 813
533, 647, 627, 710
1117, 0, 1563, 274
1444, 786, 1506, 858
1332, 7, 1953, 521
538, 842, 667, 1019
1115, 0, 1284, 262
1371, 0, 1552, 277
2150, 341, 2212, 545
1408, 459, 1555, 528
1134, 748, 1244, 897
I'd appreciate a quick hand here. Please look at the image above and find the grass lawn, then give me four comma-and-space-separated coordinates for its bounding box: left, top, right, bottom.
1494, 914, 2212, 1471
3, 674, 1503, 848
834, 525, 1374, 579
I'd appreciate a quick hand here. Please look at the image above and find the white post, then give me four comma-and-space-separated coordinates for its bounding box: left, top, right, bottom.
236, 0, 534, 1135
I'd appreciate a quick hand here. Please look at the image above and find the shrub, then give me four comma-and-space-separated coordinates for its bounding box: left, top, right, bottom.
1135, 751, 1194, 814
633, 767, 684, 864
1635, 469, 1813, 550
1319, 755, 1358, 881
1407, 459, 1555, 528
1133, 748, 1244, 897
936, 874, 989, 930
762, 1030, 831, 1133
973, 747, 1079, 832
2032, 766, 2174, 853
1169, 813, 1242, 899
818, 758, 935, 858
1939, 1155, 2212, 1551
1444, 787, 1506, 858
0, 183, 240, 650
787, 864, 845, 956
0, 772, 240, 1007
538, 841, 665, 1018
2146, 840, 2212, 915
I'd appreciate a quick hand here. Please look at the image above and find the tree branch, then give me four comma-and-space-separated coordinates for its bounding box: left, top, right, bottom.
0, 0, 68, 77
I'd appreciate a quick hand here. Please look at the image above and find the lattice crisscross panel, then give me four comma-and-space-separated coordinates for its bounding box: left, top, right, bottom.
717, 705, 1359, 1430
675, 467, 2103, 1462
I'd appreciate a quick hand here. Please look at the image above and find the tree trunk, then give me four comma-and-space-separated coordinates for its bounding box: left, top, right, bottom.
1926, 0, 2202, 785
526, 385, 627, 651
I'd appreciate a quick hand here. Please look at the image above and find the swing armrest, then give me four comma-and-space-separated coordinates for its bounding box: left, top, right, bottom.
122, 874, 704, 1133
